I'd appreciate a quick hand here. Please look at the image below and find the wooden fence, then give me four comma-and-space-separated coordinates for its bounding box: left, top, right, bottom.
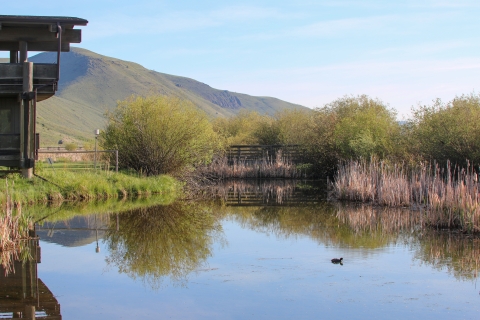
36, 150, 118, 172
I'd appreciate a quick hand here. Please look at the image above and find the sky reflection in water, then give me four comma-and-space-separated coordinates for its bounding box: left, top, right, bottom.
28, 181, 480, 319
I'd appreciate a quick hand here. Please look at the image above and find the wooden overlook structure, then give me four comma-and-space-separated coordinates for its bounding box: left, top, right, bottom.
0, 15, 87, 177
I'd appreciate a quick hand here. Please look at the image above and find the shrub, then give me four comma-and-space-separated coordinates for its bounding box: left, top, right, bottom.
102, 95, 220, 176
299, 95, 400, 177
213, 110, 279, 145
64, 143, 78, 151
409, 93, 480, 166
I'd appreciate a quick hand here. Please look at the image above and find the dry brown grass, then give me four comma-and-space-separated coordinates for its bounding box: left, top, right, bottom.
197, 150, 300, 179
0, 180, 34, 275
332, 159, 480, 232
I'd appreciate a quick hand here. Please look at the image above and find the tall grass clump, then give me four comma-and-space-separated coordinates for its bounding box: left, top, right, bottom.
0, 184, 34, 274
332, 159, 480, 232
197, 150, 300, 179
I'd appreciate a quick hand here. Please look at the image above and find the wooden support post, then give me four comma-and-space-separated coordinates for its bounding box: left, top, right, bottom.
22, 61, 33, 178
24, 305, 35, 320
9, 50, 18, 63
19, 41, 28, 62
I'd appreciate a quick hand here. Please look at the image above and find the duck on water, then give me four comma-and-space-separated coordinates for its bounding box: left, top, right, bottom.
331, 258, 343, 264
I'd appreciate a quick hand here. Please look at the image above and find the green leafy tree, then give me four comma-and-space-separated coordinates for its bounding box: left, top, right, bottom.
102, 95, 220, 176
300, 95, 400, 176
274, 109, 315, 145
213, 110, 279, 145
324, 95, 399, 159
409, 93, 480, 166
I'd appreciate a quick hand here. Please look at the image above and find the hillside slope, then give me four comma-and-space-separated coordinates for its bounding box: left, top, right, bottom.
30, 48, 306, 145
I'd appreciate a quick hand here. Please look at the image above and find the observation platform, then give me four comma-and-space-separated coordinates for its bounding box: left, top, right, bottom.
0, 15, 87, 101
0, 15, 87, 172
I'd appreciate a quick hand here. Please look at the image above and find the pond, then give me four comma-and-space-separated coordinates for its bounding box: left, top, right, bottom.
1, 180, 479, 319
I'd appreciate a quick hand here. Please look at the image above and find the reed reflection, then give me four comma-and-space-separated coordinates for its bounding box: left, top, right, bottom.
0, 211, 61, 319
208, 179, 325, 206
223, 204, 400, 248
223, 199, 479, 281
335, 204, 480, 281
335, 204, 423, 234
0, 210, 34, 274
104, 202, 223, 288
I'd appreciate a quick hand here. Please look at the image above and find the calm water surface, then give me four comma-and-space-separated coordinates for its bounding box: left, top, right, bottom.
4, 181, 480, 319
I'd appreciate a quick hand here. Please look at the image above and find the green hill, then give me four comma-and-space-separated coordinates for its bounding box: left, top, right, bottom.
30, 48, 306, 146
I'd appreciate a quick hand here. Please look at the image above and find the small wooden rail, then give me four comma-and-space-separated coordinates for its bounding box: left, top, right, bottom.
37, 149, 118, 172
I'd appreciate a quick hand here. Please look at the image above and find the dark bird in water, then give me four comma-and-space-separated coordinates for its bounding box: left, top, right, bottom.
331, 258, 343, 264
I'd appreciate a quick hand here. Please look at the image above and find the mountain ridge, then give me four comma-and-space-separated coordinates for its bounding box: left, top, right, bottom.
29, 48, 307, 145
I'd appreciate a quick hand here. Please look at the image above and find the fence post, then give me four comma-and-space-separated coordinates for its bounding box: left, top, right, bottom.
115, 150, 118, 173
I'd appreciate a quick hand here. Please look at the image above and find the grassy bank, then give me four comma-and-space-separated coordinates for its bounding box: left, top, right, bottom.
0, 170, 180, 206
332, 159, 480, 232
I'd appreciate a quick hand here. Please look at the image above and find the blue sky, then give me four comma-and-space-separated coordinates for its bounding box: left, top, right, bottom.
2, 0, 479, 118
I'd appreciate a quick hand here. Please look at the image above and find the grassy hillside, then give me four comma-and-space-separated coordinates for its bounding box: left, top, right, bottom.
30, 48, 306, 146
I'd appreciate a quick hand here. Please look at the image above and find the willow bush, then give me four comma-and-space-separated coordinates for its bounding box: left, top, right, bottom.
297, 95, 401, 177
102, 95, 220, 177
408, 93, 480, 167
106, 92, 480, 179
212, 109, 279, 145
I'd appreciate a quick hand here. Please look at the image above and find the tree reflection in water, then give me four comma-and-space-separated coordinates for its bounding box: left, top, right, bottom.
335, 204, 480, 280
414, 231, 480, 280
32, 178, 480, 285
221, 200, 479, 281
104, 202, 224, 288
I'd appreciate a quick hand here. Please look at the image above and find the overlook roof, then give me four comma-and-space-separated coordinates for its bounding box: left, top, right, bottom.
0, 15, 88, 28
0, 15, 88, 52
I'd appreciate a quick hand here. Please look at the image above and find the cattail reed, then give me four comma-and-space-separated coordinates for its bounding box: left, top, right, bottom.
197, 150, 301, 179
332, 159, 480, 232
1, 179, 34, 275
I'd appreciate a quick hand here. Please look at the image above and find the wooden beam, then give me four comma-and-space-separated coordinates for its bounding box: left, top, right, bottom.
33, 64, 57, 79
0, 28, 81, 43
19, 41, 27, 62
0, 63, 22, 78
0, 41, 70, 52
